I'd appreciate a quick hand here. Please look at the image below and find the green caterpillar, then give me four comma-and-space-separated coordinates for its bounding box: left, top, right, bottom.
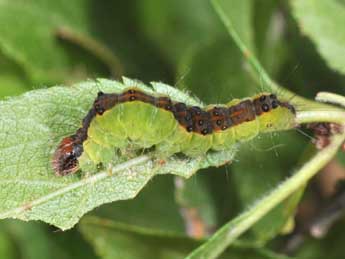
52, 80, 296, 176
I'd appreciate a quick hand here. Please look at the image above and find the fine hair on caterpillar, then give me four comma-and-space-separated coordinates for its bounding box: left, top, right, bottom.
52, 83, 296, 176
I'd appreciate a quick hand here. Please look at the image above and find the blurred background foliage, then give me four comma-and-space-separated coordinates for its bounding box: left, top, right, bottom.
0, 0, 345, 258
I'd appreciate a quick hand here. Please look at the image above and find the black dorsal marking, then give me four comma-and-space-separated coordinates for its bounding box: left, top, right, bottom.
86, 91, 286, 139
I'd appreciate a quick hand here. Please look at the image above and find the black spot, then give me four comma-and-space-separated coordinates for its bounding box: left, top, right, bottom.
185, 115, 192, 121
191, 106, 202, 116
187, 126, 193, 132
216, 120, 222, 126
96, 163, 103, 170
262, 103, 270, 112
270, 94, 277, 99
129, 96, 136, 101
259, 95, 266, 102
97, 91, 104, 97
198, 120, 204, 126
73, 144, 83, 157
221, 125, 227, 130
288, 104, 296, 114
128, 89, 135, 94
175, 102, 187, 112
94, 104, 105, 115
271, 100, 278, 109
201, 129, 208, 135
213, 108, 220, 116
226, 118, 233, 127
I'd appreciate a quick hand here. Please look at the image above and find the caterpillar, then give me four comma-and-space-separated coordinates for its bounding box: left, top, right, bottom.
52, 84, 296, 176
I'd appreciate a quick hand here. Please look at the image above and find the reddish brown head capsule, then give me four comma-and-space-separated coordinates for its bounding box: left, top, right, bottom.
52, 136, 81, 176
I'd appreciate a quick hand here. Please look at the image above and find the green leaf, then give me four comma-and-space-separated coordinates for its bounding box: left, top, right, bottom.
0, 230, 15, 259
232, 133, 307, 243
0, 53, 30, 98
94, 175, 185, 233
174, 166, 243, 237
136, 0, 224, 65
211, 0, 281, 95
210, 0, 254, 52
253, 0, 289, 77
80, 216, 196, 259
177, 38, 255, 104
0, 79, 237, 230
1, 220, 96, 259
253, 0, 278, 55
79, 216, 294, 259
296, 221, 345, 259
280, 12, 345, 98
174, 174, 219, 236
0, 0, 116, 84
290, 0, 345, 75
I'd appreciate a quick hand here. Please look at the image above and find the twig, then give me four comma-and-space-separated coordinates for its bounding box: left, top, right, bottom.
316, 92, 345, 108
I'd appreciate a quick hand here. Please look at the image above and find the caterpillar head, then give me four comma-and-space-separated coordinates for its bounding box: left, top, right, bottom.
52, 136, 82, 176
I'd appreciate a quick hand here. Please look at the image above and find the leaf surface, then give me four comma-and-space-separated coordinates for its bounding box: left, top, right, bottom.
0, 79, 236, 230
291, 0, 345, 75
79, 216, 294, 259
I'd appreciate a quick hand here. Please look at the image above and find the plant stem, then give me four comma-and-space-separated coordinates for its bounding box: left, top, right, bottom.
296, 110, 345, 124
316, 92, 345, 108
211, 0, 279, 93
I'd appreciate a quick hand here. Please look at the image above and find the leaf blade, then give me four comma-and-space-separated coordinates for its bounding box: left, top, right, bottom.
0, 80, 236, 230
291, 0, 345, 75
